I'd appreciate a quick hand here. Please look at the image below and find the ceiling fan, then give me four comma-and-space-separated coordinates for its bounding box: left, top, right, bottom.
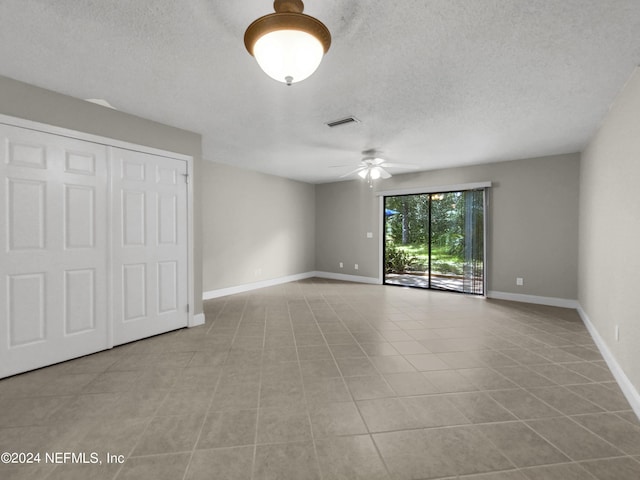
333, 151, 416, 186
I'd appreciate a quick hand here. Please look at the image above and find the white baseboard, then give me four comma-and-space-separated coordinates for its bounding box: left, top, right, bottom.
202, 271, 382, 300
312, 271, 382, 285
487, 290, 579, 309
202, 272, 317, 300
189, 313, 205, 327
577, 305, 640, 419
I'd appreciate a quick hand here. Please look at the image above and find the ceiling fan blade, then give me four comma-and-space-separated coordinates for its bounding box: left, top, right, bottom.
380, 162, 416, 169
339, 167, 366, 178
379, 167, 392, 179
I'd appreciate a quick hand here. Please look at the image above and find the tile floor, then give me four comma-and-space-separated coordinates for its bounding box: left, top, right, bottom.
1, 278, 639, 479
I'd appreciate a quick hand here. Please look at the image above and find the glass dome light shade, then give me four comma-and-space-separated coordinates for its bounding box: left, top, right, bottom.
245, 2, 331, 85
253, 29, 324, 84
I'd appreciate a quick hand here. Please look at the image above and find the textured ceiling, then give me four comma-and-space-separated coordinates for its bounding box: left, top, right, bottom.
1, 0, 639, 183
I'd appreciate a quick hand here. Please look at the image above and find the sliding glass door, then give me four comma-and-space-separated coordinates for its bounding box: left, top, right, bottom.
384, 189, 485, 295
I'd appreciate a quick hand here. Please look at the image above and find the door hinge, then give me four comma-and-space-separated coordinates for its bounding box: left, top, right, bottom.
186, 304, 190, 313
183, 173, 190, 184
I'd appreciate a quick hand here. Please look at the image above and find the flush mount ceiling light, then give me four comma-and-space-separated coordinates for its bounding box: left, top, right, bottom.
244, 0, 331, 85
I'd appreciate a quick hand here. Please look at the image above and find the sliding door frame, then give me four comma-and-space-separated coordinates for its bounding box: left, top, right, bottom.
377, 182, 491, 296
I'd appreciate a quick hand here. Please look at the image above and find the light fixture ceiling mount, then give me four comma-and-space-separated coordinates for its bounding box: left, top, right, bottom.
244, 0, 331, 85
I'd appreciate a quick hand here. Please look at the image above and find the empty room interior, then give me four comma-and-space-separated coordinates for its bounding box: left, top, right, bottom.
1, 1, 640, 479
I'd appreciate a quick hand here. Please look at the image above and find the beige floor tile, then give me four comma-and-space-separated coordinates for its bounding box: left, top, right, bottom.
373, 428, 458, 479
493, 366, 556, 388
562, 362, 615, 382
210, 381, 260, 411
309, 401, 367, 437
156, 390, 213, 416
315, 435, 390, 479
369, 355, 416, 374
133, 414, 204, 455
260, 379, 305, 409
616, 410, 640, 425
357, 397, 417, 432
383, 372, 437, 396
82, 371, 141, 394
253, 442, 321, 480
477, 421, 570, 467
498, 349, 550, 365
257, 406, 312, 444
488, 389, 562, 419
520, 462, 597, 480
297, 345, 333, 361
445, 392, 517, 423
405, 353, 450, 371
374, 426, 513, 479
345, 375, 396, 400
579, 457, 640, 480
458, 368, 517, 390
526, 417, 623, 460
436, 351, 488, 369
336, 357, 379, 377
526, 364, 591, 385
197, 409, 257, 449
113, 390, 170, 419
294, 333, 326, 346
300, 359, 341, 379
171, 367, 220, 391
358, 342, 399, 356
422, 369, 479, 393
260, 361, 300, 381
185, 446, 254, 480
78, 417, 150, 457
327, 343, 366, 358
407, 329, 443, 340
572, 412, 640, 455
46, 461, 123, 480
460, 470, 529, 479
389, 341, 430, 355
3, 281, 638, 480
303, 377, 352, 405
402, 394, 471, 427
0, 395, 71, 427
559, 346, 603, 361
527, 386, 603, 415
566, 383, 632, 411
116, 452, 190, 480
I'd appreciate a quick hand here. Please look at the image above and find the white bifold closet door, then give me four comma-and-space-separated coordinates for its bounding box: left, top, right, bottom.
111, 147, 188, 345
0, 124, 109, 377
0, 124, 189, 378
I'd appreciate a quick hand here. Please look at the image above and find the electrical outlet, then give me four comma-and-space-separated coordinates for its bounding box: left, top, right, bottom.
516, 277, 524, 286
339, 262, 343, 269
366, 232, 373, 238
354, 264, 359, 270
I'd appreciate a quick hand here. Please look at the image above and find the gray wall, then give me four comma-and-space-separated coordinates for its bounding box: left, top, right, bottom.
201, 162, 315, 292
316, 154, 581, 300
0, 75, 204, 314
579, 67, 640, 391
315, 179, 381, 278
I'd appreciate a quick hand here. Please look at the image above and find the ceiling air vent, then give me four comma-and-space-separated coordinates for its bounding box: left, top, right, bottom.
326, 116, 360, 128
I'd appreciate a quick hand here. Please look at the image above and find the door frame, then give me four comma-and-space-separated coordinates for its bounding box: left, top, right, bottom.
377, 182, 491, 295
0, 113, 199, 351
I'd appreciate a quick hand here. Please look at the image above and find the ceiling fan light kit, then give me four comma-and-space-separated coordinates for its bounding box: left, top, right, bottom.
244, 0, 331, 85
